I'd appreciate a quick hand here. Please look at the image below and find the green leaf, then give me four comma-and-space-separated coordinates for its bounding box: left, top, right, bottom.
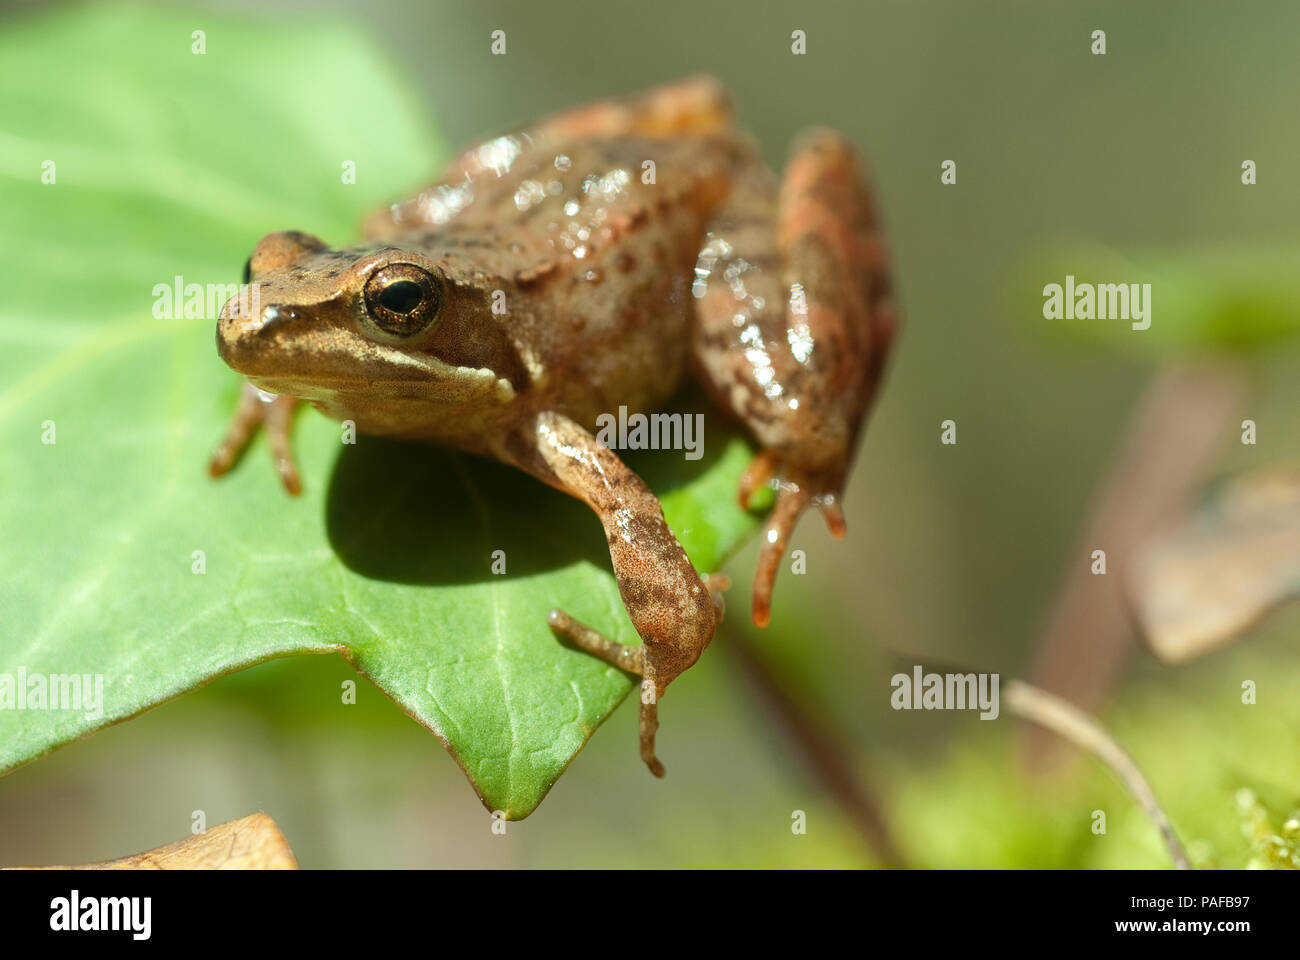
1022, 241, 1300, 354
0, 5, 758, 818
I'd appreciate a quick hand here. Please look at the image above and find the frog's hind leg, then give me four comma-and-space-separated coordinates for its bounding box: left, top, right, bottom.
209, 380, 302, 495
692, 130, 896, 627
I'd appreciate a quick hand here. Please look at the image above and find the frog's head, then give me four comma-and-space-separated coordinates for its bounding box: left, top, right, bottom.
217, 231, 526, 425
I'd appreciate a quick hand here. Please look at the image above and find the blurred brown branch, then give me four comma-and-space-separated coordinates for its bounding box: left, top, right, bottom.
1024, 359, 1243, 766
721, 625, 906, 868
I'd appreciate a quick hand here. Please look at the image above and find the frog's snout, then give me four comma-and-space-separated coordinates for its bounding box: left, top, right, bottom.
216, 240, 355, 375
216, 294, 299, 373
215, 296, 258, 373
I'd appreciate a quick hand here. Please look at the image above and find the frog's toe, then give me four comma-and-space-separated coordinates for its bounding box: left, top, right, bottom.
819, 496, 847, 540
273, 456, 302, 496
208, 445, 238, 479
547, 608, 644, 674
748, 463, 847, 628
737, 449, 778, 510
209, 380, 265, 479
264, 391, 302, 495
209, 380, 302, 494
639, 698, 666, 778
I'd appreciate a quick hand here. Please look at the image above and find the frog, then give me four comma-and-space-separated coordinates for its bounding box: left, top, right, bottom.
211, 76, 896, 777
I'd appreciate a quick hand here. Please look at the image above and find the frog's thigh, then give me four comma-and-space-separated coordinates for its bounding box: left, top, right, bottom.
694, 132, 892, 463
691, 131, 895, 626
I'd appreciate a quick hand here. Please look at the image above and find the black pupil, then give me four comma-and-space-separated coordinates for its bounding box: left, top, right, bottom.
379, 280, 423, 314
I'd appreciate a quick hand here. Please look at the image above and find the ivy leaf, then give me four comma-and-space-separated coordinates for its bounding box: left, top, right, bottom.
0, 5, 758, 818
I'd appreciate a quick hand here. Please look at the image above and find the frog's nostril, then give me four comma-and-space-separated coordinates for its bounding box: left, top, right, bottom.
218, 289, 272, 332
223, 303, 281, 335
257, 304, 286, 332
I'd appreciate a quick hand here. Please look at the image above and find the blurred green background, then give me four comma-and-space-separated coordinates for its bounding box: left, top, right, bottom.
2, 0, 1298, 868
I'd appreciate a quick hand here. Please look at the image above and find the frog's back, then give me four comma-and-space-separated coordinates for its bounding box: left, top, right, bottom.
366, 135, 743, 280
368, 131, 751, 427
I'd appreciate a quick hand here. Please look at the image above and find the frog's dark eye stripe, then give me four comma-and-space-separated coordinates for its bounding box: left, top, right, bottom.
241, 256, 252, 285
362, 262, 443, 340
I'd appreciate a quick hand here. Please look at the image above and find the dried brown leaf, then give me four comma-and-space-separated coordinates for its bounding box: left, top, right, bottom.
1131, 466, 1300, 662
15, 813, 298, 870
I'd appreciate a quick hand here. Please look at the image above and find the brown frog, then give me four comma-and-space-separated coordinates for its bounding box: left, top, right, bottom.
211, 77, 896, 776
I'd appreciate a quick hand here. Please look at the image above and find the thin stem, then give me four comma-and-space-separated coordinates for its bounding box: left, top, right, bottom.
1005, 679, 1192, 870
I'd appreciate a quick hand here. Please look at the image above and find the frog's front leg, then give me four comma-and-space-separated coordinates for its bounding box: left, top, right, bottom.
208, 380, 302, 495
692, 130, 897, 627
548, 572, 728, 777
545, 609, 664, 776
501, 411, 720, 777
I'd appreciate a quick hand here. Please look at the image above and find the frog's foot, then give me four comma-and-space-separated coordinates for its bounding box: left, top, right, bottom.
548, 575, 728, 779
547, 609, 665, 777
741, 454, 847, 628
208, 380, 302, 495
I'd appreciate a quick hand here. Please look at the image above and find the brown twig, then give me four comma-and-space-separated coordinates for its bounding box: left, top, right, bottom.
720, 625, 906, 868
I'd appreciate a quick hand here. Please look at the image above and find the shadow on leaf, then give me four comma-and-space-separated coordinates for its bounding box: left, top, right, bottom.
325, 439, 603, 585
324, 387, 753, 586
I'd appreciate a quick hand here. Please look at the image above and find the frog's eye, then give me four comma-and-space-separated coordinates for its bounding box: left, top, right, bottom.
362, 263, 443, 339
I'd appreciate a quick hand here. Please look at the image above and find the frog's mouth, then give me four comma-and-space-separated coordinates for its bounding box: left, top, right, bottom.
217, 302, 517, 405
244, 359, 517, 408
